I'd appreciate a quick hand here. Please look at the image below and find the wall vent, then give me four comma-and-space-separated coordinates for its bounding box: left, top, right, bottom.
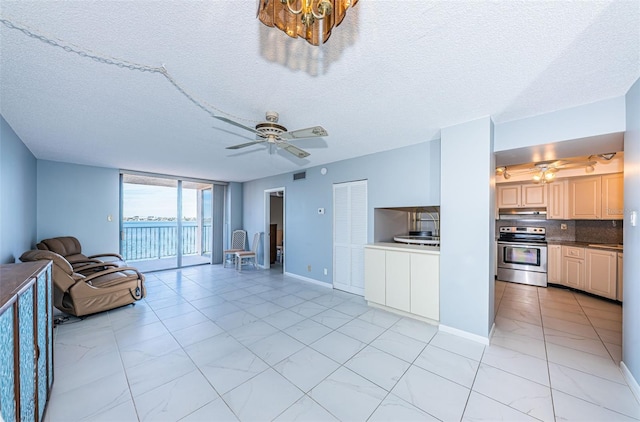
293, 171, 306, 181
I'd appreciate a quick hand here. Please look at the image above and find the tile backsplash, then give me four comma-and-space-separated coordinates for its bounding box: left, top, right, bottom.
495, 219, 623, 244
575, 220, 623, 244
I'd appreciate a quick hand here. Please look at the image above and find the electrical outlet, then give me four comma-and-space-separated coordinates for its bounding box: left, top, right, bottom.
324, 268, 328, 275
560, 223, 567, 230
307, 265, 311, 272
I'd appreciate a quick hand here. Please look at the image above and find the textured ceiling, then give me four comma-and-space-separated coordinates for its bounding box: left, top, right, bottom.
1, 1, 639, 182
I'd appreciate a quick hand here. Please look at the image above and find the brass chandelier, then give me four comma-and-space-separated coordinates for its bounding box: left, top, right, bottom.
258, 0, 359, 46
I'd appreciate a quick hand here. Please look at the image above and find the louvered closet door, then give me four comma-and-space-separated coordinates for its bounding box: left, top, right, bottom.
333, 180, 368, 295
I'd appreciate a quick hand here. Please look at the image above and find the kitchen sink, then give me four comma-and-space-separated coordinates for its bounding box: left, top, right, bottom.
588, 244, 623, 250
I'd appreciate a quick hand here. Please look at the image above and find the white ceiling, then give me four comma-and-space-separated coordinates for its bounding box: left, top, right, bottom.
1, 1, 639, 182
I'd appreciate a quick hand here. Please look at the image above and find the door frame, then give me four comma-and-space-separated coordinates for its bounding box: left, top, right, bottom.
264, 187, 286, 270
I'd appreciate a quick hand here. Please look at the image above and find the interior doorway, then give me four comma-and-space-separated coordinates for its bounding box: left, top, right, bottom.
264, 188, 285, 272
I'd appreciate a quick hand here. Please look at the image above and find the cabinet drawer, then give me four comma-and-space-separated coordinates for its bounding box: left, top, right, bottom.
562, 246, 585, 259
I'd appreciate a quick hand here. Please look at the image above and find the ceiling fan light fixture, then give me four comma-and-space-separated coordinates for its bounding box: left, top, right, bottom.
258, 0, 359, 45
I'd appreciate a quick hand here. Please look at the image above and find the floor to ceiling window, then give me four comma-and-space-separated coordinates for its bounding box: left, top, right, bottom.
120, 173, 222, 272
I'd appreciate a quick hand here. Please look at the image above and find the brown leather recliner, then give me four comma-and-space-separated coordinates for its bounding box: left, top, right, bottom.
20, 250, 146, 317
36, 236, 126, 273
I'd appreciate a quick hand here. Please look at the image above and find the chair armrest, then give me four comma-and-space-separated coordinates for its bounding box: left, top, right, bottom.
71, 258, 104, 266
83, 266, 144, 283
88, 252, 125, 260
74, 262, 119, 273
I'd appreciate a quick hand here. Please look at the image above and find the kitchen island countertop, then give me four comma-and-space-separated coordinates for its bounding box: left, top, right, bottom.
366, 242, 440, 254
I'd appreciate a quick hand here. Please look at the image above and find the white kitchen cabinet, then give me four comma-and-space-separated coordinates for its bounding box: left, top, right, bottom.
364, 244, 439, 322
561, 246, 585, 289
364, 248, 386, 305
569, 176, 601, 219
385, 251, 411, 312
497, 183, 547, 208
585, 249, 617, 300
617, 253, 623, 301
410, 253, 439, 320
602, 173, 624, 219
547, 244, 562, 284
547, 180, 569, 219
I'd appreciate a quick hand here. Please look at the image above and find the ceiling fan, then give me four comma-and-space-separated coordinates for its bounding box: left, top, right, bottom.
218, 111, 328, 158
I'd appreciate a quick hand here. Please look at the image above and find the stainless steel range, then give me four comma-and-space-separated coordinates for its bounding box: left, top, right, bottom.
497, 226, 547, 287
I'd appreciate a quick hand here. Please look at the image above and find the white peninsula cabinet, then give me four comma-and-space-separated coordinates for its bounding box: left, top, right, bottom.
364, 243, 439, 322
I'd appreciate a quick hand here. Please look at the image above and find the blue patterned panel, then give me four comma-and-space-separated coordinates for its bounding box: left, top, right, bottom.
37, 272, 48, 420
0, 309, 16, 422
46, 265, 53, 390
18, 287, 35, 422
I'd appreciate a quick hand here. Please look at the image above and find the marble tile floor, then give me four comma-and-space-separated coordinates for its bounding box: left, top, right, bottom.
44, 266, 640, 421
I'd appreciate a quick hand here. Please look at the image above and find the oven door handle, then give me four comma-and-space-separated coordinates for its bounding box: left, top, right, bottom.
498, 242, 547, 249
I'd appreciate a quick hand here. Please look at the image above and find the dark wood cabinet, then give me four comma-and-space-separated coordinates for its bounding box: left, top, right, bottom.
0, 261, 53, 422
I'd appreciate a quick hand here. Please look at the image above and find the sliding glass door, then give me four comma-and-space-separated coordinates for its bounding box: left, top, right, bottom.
120, 173, 215, 272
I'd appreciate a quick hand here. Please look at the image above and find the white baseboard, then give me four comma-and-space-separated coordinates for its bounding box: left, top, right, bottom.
284, 272, 332, 289
439, 323, 492, 345
620, 361, 640, 403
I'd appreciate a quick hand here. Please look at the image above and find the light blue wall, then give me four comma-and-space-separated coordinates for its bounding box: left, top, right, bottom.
494, 96, 626, 151
623, 78, 640, 385
0, 115, 37, 264
242, 140, 441, 283
37, 160, 120, 256
440, 117, 495, 338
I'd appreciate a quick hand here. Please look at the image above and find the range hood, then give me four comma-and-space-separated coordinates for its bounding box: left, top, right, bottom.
498, 207, 547, 220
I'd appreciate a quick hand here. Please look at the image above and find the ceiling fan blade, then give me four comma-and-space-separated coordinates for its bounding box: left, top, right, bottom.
280, 126, 328, 140
226, 140, 266, 150
279, 142, 310, 158
213, 115, 261, 135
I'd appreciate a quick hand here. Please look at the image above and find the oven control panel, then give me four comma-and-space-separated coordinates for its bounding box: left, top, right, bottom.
499, 227, 545, 234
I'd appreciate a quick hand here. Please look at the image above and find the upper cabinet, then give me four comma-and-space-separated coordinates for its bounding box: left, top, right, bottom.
569, 176, 601, 219
568, 173, 623, 220
497, 183, 547, 208
496, 172, 623, 220
602, 173, 624, 219
547, 180, 569, 219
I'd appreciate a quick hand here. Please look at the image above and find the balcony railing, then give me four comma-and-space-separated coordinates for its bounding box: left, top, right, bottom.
122, 221, 212, 261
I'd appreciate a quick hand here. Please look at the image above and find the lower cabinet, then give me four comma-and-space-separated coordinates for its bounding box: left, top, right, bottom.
364, 245, 439, 321
547, 245, 562, 284
364, 249, 385, 304
561, 246, 585, 289
385, 251, 410, 312
410, 253, 439, 320
585, 249, 617, 300
553, 245, 620, 301
617, 253, 623, 301
0, 261, 53, 422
